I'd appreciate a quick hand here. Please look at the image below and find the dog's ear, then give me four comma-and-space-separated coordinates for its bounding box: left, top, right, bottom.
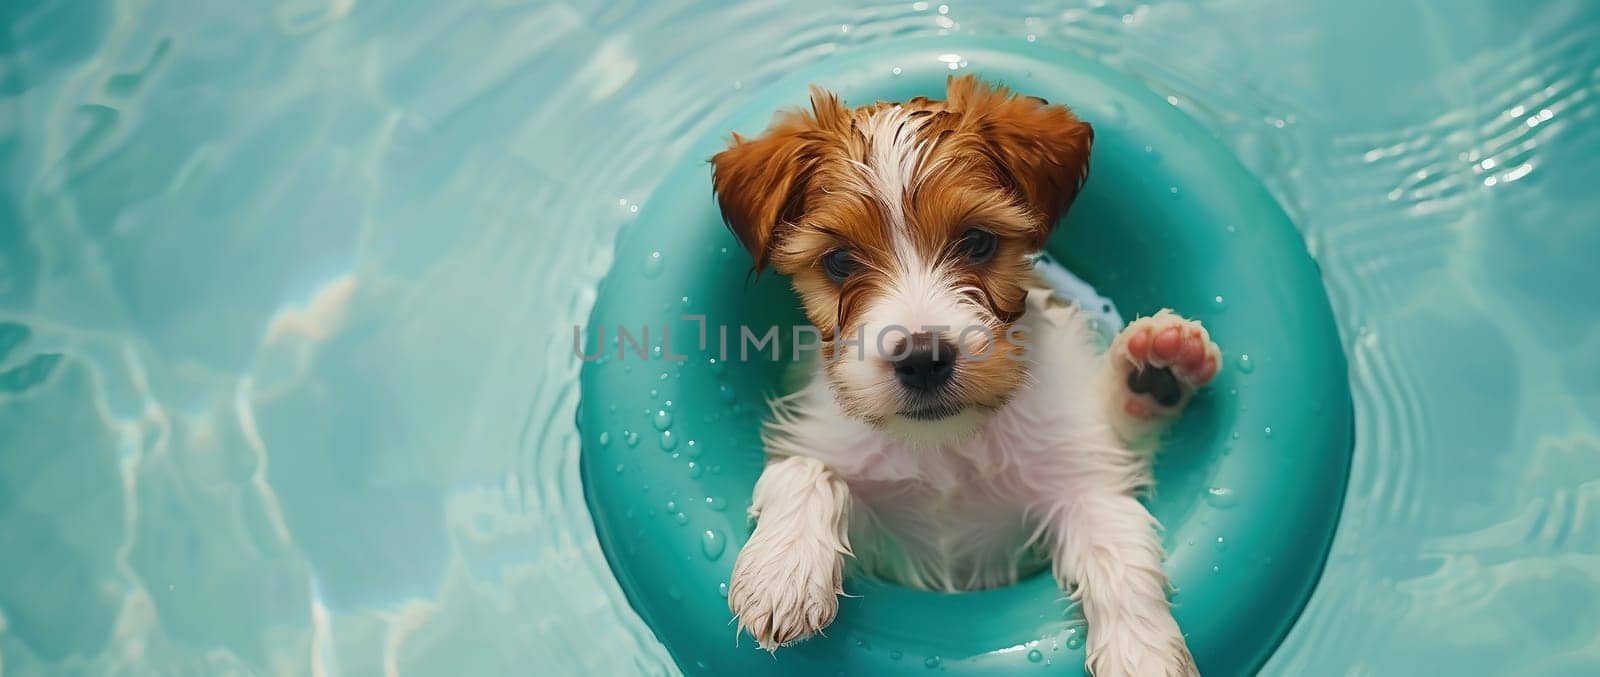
712, 86, 846, 272
946, 75, 1094, 246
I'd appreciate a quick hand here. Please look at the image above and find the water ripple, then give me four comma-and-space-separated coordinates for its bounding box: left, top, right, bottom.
3, 1, 1600, 675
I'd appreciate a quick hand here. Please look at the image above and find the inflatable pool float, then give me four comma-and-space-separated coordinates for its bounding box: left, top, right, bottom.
578, 38, 1353, 675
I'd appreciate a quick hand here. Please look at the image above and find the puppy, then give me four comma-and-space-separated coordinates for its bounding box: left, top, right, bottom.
711, 75, 1219, 677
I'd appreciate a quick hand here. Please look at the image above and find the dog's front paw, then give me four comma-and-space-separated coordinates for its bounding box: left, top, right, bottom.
1109, 309, 1220, 419
727, 541, 841, 651
1085, 617, 1198, 677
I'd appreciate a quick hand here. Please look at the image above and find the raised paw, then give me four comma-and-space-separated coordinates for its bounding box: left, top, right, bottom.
1108, 309, 1220, 419
727, 540, 841, 651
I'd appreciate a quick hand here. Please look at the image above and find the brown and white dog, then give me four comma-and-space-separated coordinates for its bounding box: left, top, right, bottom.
711, 75, 1220, 677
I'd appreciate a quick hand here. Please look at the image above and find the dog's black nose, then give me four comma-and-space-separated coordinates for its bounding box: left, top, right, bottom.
892, 333, 959, 393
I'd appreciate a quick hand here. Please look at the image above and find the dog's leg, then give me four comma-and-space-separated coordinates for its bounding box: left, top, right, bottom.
1104, 309, 1221, 441
727, 455, 851, 651
1037, 461, 1197, 677
1025, 308, 1216, 674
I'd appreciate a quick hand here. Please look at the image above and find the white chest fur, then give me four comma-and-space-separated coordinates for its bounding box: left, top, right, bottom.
762, 286, 1138, 591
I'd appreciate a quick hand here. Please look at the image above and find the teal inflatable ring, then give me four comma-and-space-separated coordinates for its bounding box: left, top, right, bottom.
580, 38, 1353, 675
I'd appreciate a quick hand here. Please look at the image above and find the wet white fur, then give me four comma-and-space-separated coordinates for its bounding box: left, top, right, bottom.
859, 106, 923, 245
730, 290, 1199, 677
725, 455, 849, 651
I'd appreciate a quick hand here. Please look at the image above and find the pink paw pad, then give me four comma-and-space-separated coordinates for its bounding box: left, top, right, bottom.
1110, 310, 1222, 417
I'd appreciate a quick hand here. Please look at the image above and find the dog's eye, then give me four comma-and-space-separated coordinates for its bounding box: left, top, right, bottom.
821, 250, 857, 282
956, 228, 998, 264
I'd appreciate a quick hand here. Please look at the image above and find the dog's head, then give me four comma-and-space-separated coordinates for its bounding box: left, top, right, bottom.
712, 75, 1093, 438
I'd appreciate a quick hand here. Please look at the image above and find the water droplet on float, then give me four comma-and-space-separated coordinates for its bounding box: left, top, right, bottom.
1065, 631, 1085, 651
624, 430, 640, 447
614, 464, 625, 474
687, 461, 703, 478
1263, 426, 1274, 438
643, 251, 664, 278
718, 582, 729, 597
598, 432, 611, 446
684, 439, 701, 458
673, 512, 688, 525
1205, 487, 1238, 509
1237, 353, 1254, 374
892, 66, 903, 76
1212, 295, 1227, 311
653, 409, 674, 431
666, 500, 678, 512
855, 636, 872, 651
924, 656, 942, 669
1214, 536, 1228, 552
660, 430, 678, 451
890, 650, 904, 661
1211, 563, 1222, 575
1027, 649, 1044, 663
701, 529, 726, 560
718, 384, 735, 402
705, 496, 727, 512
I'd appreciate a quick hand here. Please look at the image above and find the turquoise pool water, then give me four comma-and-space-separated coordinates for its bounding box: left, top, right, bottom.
2, 1, 1597, 675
